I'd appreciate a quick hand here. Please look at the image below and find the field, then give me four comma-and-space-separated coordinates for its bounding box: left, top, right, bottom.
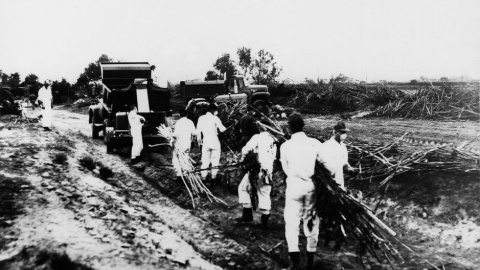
0, 82, 479, 270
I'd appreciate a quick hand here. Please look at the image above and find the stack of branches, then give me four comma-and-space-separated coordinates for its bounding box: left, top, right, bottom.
345, 134, 480, 188
286, 83, 405, 113
373, 84, 479, 120
157, 124, 227, 208
217, 101, 248, 151
310, 162, 440, 269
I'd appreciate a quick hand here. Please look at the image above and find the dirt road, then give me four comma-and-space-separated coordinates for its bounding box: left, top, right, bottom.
1, 107, 479, 270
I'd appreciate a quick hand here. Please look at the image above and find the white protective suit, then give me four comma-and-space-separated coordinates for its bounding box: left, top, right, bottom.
280, 132, 322, 253
317, 137, 352, 190
36, 86, 53, 128
128, 111, 145, 159
238, 131, 277, 215
196, 112, 226, 180
172, 116, 196, 177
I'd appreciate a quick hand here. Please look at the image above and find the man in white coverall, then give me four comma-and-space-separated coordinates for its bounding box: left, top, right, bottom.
196, 103, 226, 182
36, 81, 53, 130
128, 105, 145, 163
280, 113, 321, 270
317, 121, 357, 190
236, 121, 277, 227
172, 109, 196, 179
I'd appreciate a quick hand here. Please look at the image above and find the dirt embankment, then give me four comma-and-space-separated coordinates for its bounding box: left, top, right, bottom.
1, 107, 480, 270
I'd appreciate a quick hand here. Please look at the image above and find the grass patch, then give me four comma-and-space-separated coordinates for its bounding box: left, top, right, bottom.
78, 155, 95, 170
52, 152, 68, 164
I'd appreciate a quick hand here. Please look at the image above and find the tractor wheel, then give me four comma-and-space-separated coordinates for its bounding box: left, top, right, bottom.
92, 123, 99, 139
252, 100, 270, 115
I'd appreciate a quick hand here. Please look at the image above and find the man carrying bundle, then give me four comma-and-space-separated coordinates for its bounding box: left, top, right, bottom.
172, 109, 196, 180
196, 103, 226, 182
280, 113, 321, 270
316, 121, 358, 250
235, 120, 277, 227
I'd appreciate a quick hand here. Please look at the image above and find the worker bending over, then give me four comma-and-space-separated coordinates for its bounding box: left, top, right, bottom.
280, 113, 321, 270
196, 103, 226, 182
236, 120, 277, 227
172, 109, 196, 179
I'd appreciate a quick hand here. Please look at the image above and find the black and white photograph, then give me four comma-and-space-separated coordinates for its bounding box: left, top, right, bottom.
0, 0, 479, 269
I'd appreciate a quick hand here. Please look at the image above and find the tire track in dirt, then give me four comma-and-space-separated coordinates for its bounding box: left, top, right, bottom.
51, 108, 283, 269
0, 113, 222, 270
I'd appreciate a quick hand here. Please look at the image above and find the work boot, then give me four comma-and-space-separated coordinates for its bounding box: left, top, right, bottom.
260, 214, 270, 228
235, 207, 253, 223
287, 252, 300, 270
307, 252, 315, 270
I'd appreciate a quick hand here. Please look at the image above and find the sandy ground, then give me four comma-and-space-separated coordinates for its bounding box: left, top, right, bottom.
1, 106, 479, 270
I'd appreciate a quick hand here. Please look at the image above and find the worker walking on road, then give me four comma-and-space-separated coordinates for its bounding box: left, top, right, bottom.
196, 103, 226, 182
128, 105, 145, 163
36, 80, 53, 131
236, 120, 277, 227
280, 113, 321, 270
172, 109, 196, 180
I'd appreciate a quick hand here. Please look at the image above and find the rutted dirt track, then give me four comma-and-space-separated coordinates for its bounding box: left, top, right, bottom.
1, 106, 479, 270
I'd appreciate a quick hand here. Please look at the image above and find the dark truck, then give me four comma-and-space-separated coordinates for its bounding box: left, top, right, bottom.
180, 73, 271, 114
88, 62, 171, 153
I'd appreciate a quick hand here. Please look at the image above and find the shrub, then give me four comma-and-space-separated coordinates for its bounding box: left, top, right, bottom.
52, 153, 68, 164
99, 166, 114, 179
78, 155, 95, 170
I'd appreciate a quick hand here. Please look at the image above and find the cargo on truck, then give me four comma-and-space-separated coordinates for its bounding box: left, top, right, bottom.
88, 62, 171, 153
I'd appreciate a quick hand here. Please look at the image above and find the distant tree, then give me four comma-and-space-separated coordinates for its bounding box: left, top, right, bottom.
249, 49, 282, 85
205, 70, 219, 81
410, 79, 418, 84
24, 73, 39, 85
1, 73, 7, 84
213, 54, 235, 77
7, 73, 21, 89
237, 47, 252, 76
51, 78, 72, 103
76, 54, 113, 87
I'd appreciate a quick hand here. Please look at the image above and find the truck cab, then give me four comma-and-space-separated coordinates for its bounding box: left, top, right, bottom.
180, 73, 271, 115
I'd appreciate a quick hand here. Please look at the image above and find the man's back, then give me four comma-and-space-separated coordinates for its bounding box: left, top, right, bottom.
280, 132, 322, 181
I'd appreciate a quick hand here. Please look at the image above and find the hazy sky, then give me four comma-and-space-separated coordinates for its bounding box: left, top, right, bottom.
1, 0, 479, 85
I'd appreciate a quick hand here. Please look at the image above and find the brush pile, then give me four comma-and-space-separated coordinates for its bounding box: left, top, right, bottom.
345, 134, 480, 187
217, 101, 247, 150
156, 124, 226, 208
310, 162, 440, 269
373, 83, 479, 120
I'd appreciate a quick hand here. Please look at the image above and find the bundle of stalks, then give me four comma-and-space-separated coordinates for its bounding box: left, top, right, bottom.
310, 162, 440, 269
373, 84, 479, 120
217, 101, 248, 151
156, 124, 227, 208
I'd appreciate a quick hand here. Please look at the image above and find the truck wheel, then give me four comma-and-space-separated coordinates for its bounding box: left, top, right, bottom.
252, 100, 270, 115
92, 123, 99, 139
103, 119, 114, 153
106, 143, 114, 154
